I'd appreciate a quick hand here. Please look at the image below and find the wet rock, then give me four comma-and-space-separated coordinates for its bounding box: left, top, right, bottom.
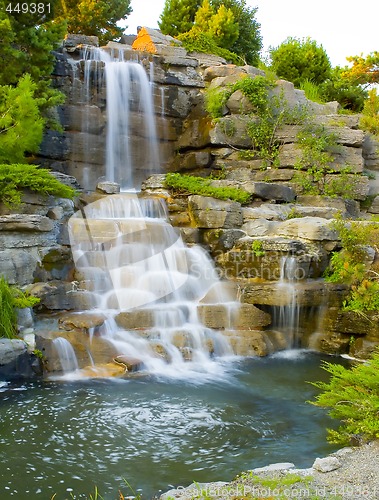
197, 303, 271, 330
224, 330, 270, 356
0, 339, 37, 380
58, 312, 106, 332
96, 181, 120, 194
114, 355, 143, 372
115, 310, 154, 329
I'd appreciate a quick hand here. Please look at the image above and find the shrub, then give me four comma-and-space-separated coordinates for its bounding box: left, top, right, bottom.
360, 88, 379, 137
324, 218, 379, 313
310, 350, 379, 444
177, 30, 243, 65
165, 172, 251, 204
0, 164, 77, 206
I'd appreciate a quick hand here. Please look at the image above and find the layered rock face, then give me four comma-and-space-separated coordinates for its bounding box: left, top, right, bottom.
2, 27, 379, 378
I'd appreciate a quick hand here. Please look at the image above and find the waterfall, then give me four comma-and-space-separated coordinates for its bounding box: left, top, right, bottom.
68, 193, 237, 375
105, 61, 160, 189
69, 46, 160, 190
52, 337, 79, 373
273, 256, 301, 348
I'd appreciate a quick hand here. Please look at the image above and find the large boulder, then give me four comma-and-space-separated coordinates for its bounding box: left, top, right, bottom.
0, 339, 40, 380
188, 195, 243, 229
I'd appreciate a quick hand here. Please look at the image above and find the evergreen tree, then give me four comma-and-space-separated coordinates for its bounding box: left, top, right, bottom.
194, 0, 238, 49
55, 0, 132, 45
0, 0, 65, 110
211, 0, 262, 66
269, 37, 332, 87
0, 75, 44, 163
159, 0, 202, 37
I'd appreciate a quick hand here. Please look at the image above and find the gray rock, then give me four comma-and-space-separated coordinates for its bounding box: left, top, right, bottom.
96, 181, 120, 194
277, 217, 339, 241
243, 182, 296, 202
0, 214, 54, 232
0, 339, 38, 380
63, 34, 99, 50
253, 462, 295, 473
242, 218, 279, 237
313, 456, 342, 473
226, 90, 255, 114
188, 195, 242, 229
368, 195, 379, 214
0, 249, 40, 285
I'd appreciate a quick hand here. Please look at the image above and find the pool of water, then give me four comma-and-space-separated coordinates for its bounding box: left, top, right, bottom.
0, 351, 347, 499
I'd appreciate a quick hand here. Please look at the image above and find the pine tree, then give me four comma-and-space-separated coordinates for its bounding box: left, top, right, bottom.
55, 0, 132, 45
0, 75, 44, 163
159, 0, 202, 37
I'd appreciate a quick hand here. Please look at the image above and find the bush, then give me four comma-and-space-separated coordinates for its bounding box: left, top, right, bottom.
165, 172, 251, 204
177, 30, 243, 65
324, 218, 379, 313
0, 164, 77, 206
310, 350, 379, 444
360, 88, 379, 136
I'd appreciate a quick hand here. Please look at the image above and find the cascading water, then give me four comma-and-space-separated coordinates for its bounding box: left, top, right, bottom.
272, 256, 301, 348
65, 45, 241, 377
69, 193, 237, 375
70, 45, 159, 189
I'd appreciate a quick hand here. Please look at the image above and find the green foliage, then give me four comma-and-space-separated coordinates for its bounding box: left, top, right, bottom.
211, 0, 262, 65
293, 123, 359, 198
159, 0, 261, 65
0, 0, 65, 109
0, 277, 17, 339
324, 218, 379, 313
360, 88, 379, 137
0, 277, 39, 339
318, 66, 367, 112
177, 30, 242, 65
299, 79, 325, 104
251, 240, 265, 257
159, 0, 201, 37
310, 350, 379, 444
194, 0, 238, 49
165, 172, 251, 204
0, 75, 44, 163
55, 0, 132, 45
269, 37, 332, 88
0, 164, 77, 206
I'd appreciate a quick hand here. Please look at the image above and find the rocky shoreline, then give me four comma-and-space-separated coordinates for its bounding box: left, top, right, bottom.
161, 440, 379, 499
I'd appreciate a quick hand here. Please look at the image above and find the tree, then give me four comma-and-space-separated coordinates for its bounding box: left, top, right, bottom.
0, 0, 65, 110
0, 75, 44, 163
269, 37, 332, 87
311, 350, 379, 445
55, 0, 132, 45
159, 0, 201, 37
194, 0, 239, 49
319, 66, 367, 112
342, 51, 379, 87
211, 0, 262, 66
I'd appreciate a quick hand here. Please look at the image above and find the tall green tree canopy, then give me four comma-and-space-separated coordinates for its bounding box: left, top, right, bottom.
269, 37, 332, 87
211, 0, 262, 65
159, 0, 201, 37
159, 0, 262, 65
0, 0, 65, 108
55, 0, 132, 45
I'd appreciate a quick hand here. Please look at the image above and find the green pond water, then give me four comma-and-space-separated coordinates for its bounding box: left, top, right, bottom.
0, 351, 347, 499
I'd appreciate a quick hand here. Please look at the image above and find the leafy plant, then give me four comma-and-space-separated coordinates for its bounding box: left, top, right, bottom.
251, 240, 265, 257
177, 30, 242, 64
293, 123, 359, 198
0, 164, 77, 206
324, 218, 379, 313
165, 172, 251, 203
310, 350, 379, 444
359, 88, 379, 136
0, 277, 39, 339
299, 79, 325, 103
